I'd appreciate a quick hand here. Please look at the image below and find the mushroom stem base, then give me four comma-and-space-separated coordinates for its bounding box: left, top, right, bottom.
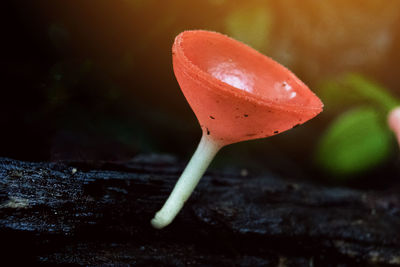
151, 134, 221, 229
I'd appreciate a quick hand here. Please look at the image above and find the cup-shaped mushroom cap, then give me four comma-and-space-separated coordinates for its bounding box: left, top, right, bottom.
173, 30, 323, 145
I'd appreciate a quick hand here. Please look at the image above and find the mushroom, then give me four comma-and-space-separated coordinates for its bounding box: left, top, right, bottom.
151, 30, 323, 229
388, 107, 400, 146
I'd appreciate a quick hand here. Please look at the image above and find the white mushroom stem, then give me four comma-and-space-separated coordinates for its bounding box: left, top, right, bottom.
151, 134, 222, 229
388, 107, 400, 147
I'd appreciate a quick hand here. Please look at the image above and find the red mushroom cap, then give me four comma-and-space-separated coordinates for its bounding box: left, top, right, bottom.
173, 30, 323, 145
388, 107, 400, 145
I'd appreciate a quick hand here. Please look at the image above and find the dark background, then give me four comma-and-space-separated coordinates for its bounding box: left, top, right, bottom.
2, 0, 400, 188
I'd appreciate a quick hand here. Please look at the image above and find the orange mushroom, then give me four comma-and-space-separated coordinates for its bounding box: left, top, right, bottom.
151, 30, 323, 229
388, 107, 400, 146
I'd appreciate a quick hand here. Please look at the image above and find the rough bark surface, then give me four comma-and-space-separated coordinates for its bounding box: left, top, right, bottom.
0, 156, 399, 266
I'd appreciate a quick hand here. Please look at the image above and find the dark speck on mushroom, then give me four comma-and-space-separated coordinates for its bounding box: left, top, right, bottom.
274, 131, 279, 134
206, 128, 210, 135
244, 114, 249, 117
210, 116, 215, 120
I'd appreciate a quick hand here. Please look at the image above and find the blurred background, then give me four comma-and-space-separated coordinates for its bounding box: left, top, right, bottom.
2, 0, 400, 189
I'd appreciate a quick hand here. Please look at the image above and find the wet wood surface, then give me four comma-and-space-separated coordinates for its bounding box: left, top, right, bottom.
0, 157, 399, 266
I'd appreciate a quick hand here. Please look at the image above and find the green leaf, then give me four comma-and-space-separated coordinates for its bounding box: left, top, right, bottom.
315, 107, 393, 177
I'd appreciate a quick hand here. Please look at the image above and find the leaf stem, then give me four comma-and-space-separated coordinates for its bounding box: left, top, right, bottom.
151, 134, 222, 229
345, 74, 400, 111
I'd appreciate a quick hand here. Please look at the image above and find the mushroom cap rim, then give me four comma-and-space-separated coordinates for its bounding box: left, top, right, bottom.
173, 30, 323, 115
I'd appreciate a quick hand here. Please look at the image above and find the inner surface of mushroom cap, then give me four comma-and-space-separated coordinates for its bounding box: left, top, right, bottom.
181, 31, 319, 109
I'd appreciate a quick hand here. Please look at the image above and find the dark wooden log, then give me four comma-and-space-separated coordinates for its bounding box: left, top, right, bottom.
0, 156, 399, 266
